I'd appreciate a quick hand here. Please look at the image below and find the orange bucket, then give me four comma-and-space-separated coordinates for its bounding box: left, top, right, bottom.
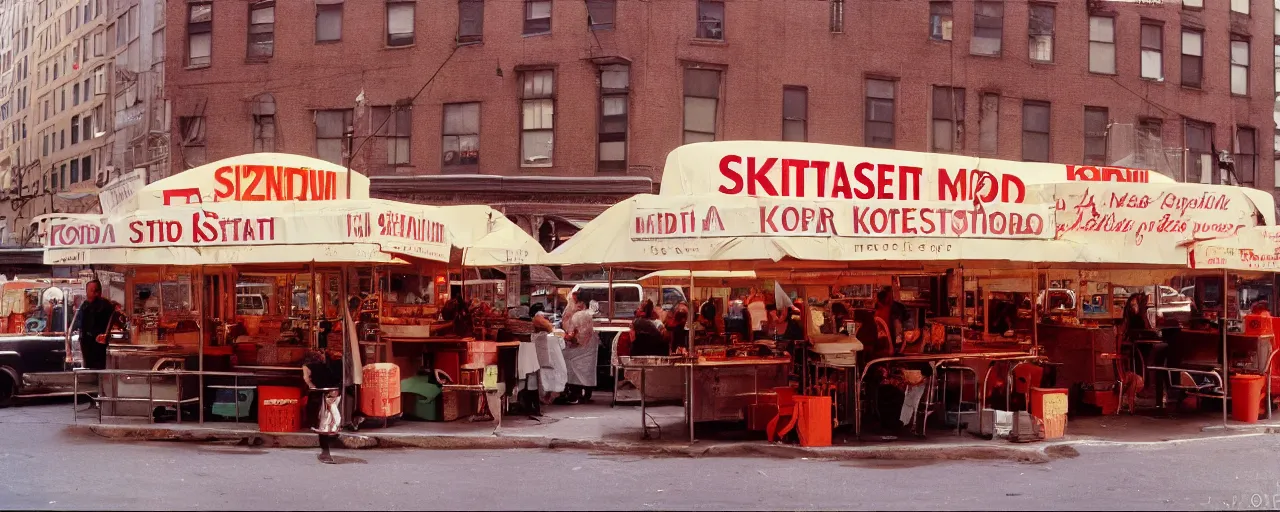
1230, 374, 1266, 423
1029, 387, 1069, 439
792, 396, 833, 447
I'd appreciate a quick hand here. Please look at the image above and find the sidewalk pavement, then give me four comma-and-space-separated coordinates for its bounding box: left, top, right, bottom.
62, 395, 1280, 463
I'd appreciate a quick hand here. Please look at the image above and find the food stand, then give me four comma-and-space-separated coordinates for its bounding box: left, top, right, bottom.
548, 140, 1275, 443
42, 153, 547, 427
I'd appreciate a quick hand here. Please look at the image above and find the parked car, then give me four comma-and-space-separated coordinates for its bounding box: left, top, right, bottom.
567, 282, 687, 320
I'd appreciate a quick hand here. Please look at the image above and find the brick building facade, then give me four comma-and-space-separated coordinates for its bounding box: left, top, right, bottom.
166, 0, 1276, 244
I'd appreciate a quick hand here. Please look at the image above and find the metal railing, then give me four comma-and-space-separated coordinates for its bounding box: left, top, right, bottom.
72, 368, 263, 425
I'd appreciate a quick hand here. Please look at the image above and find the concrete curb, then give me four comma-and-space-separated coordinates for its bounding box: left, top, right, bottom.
66, 422, 1279, 463
67, 423, 1064, 462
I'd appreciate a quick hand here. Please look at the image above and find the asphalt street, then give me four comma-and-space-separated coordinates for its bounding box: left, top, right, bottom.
2, 401, 1279, 510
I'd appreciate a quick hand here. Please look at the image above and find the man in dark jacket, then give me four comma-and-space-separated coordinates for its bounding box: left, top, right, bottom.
73, 280, 120, 370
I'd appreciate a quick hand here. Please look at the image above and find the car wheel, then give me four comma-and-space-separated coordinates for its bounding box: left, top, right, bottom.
0, 371, 16, 408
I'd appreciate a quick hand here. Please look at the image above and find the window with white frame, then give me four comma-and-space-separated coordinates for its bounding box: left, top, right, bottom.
520, 70, 554, 166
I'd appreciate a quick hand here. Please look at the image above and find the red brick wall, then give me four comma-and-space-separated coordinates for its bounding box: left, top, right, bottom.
167, 0, 1276, 188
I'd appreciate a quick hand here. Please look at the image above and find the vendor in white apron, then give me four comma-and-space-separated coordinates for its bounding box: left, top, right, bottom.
559, 299, 600, 405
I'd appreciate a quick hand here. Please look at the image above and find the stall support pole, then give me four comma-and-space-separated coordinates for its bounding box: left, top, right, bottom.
310, 261, 318, 349
340, 264, 355, 429
1033, 268, 1040, 351
607, 267, 614, 320
197, 266, 205, 425
689, 271, 696, 443
1222, 268, 1229, 429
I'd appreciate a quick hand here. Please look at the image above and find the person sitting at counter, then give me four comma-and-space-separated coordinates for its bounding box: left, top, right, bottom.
667, 301, 691, 351
630, 301, 668, 356
986, 300, 1017, 337
875, 287, 907, 356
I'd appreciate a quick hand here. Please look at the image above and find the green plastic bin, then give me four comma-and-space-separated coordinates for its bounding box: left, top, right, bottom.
401, 375, 443, 421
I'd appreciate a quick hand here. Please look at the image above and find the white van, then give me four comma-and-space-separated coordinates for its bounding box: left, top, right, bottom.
567, 282, 686, 320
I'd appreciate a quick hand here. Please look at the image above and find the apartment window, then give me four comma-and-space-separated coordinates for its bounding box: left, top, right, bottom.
248, 1, 274, 59
523, 0, 551, 36
83, 79, 90, 103
372, 106, 411, 166
1140, 23, 1163, 80
696, 0, 724, 40
81, 114, 91, 142
599, 65, 629, 170
1230, 38, 1249, 96
1135, 117, 1163, 168
931, 86, 964, 152
1231, 0, 1249, 15
830, 0, 844, 33
1028, 4, 1054, 63
1021, 101, 1050, 162
187, 2, 212, 67
457, 0, 483, 44
72, 83, 79, 106
1181, 29, 1202, 88
253, 94, 276, 152
180, 116, 207, 168
81, 155, 91, 182
1089, 16, 1115, 74
970, 1, 1003, 56
1184, 119, 1211, 183
1234, 127, 1256, 185
864, 79, 895, 148
387, 0, 414, 47
683, 68, 720, 144
41, 133, 47, 157
929, 1, 952, 41
587, 0, 615, 30
520, 70, 555, 166
71, 115, 79, 144
70, 159, 78, 184
442, 102, 480, 172
314, 109, 352, 165
316, 0, 343, 43
1183, 0, 1203, 7
1082, 107, 1108, 165
782, 86, 807, 142
57, 165, 64, 188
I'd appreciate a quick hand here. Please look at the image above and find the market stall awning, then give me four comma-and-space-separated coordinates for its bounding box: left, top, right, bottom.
1188, 226, 1280, 272
432, 205, 548, 267
38, 198, 452, 265
131, 152, 370, 211
549, 180, 1269, 270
